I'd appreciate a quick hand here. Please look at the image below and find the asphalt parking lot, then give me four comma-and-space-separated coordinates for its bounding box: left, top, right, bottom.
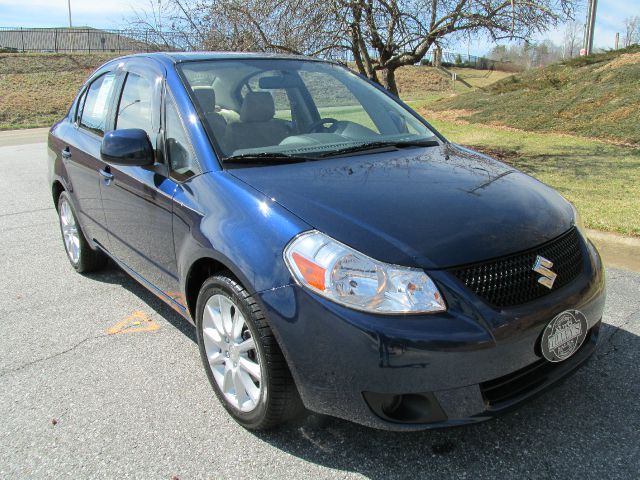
1, 130, 638, 479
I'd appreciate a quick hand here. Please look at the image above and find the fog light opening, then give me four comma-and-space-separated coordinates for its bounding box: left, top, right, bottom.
363, 391, 447, 424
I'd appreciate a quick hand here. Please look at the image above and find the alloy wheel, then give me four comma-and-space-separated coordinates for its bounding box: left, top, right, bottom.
202, 294, 263, 412
59, 199, 80, 264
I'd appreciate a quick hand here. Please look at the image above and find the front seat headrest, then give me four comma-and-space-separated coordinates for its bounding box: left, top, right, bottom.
240, 91, 275, 123
193, 88, 216, 115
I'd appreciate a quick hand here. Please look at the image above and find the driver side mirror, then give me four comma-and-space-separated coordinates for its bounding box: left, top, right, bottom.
101, 128, 154, 166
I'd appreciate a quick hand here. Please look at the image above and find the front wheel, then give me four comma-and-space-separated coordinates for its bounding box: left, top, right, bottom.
196, 273, 304, 430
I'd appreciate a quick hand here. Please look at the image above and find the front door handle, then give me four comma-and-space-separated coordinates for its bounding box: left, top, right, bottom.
62, 147, 72, 160
99, 167, 114, 183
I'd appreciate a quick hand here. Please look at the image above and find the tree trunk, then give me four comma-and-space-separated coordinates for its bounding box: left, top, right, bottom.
352, 45, 367, 76
381, 67, 399, 96
433, 45, 442, 68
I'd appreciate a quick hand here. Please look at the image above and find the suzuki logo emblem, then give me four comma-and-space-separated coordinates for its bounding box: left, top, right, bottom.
533, 255, 557, 289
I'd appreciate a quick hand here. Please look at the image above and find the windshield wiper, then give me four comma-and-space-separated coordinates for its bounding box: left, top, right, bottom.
318, 139, 440, 158
222, 152, 316, 165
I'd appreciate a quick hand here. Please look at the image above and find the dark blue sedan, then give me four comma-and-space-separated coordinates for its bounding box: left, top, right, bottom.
48, 52, 606, 430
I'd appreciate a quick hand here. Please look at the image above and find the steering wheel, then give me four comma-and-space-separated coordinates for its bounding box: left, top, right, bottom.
308, 117, 340, 133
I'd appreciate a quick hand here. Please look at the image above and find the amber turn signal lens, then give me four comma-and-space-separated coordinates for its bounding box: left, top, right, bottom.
291, 252, 326, 291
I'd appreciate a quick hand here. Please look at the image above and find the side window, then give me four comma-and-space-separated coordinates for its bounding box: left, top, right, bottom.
79, 72, 116, 136
298, 70, 379, 133
116, 72, 154, 140
165, 95, 200, 181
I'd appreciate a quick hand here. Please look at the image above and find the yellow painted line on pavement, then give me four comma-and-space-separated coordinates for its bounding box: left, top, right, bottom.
107, 311, 160, 335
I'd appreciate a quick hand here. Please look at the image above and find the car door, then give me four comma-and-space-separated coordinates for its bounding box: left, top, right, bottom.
99, 58, 179, 296
60, 70, 118, 246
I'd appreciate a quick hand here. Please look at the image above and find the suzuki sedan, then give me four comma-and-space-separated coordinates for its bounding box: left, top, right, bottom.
48, 52, 606, 430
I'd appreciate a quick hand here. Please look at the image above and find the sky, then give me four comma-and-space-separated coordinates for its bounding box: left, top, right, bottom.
0, 0, 634, 55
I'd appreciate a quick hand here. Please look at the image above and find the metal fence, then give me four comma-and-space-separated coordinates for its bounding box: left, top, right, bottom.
0, 27, 191, 53
425, 50, 523, 72
327, 49, 521, 72
0, 26, 522, 72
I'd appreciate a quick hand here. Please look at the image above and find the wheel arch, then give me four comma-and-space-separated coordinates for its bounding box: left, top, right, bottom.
184, 256, 227, 319
183, 253, 260, 321
52, 180, 65, 210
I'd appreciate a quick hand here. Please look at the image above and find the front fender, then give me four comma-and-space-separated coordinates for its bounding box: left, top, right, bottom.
172, 171, 310, 301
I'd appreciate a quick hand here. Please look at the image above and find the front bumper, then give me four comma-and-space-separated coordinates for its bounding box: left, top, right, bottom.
257, 238, 606, 430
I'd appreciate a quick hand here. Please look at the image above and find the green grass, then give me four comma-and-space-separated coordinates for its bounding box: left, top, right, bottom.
397, 66, 513, 101
429, 46, 640, 145
447, 67, 514, 88
0, 53, 117, 130
425, 118, 640, 236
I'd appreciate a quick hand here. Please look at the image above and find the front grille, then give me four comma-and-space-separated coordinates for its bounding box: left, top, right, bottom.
450, 228, 584, 308
480, 325, 598, 408
481, 358, 550, 407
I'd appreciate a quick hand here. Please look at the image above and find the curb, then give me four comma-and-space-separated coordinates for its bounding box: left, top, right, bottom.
0, 127, 49, 147
586, 229, 640, 273
586, 229, 640, 247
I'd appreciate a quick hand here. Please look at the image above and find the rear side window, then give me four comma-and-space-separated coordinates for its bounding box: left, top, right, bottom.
79, 72, 116, 136
74, 89, 87, 123
116, 72, 154, 140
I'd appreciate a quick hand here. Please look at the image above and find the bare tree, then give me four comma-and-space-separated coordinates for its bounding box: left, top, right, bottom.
623, 16, 640, 47
339, 0, 576, 94
201, 0, 347, 56
130, 0, 576, 95
563, 20, 582, 58
127, 0, 211, 50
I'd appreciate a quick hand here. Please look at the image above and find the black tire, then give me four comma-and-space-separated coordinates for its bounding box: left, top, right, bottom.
57, 191, 107, 273
196, 272, 305, 430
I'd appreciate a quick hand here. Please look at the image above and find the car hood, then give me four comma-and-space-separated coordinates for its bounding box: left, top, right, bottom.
228, 144, 574, 269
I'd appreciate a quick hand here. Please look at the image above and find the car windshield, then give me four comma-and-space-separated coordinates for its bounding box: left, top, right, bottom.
178, 58, 440, 165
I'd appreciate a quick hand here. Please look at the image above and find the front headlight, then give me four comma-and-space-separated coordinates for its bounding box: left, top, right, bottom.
284, 230, 446, 314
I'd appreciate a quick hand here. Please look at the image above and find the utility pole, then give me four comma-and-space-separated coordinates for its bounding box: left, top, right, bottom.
68, 0, 73, 53
583, 0, 598, 55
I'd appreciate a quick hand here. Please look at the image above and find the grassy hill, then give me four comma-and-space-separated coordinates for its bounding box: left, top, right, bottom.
0, 53, 117, 130
428, 46, 640, 145
395, 65, 512, 99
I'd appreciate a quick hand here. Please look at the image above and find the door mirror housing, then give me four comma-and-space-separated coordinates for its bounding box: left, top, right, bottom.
101, 129, 154, 166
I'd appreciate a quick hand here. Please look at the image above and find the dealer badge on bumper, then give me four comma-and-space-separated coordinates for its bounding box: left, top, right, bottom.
541, 310, 589, 363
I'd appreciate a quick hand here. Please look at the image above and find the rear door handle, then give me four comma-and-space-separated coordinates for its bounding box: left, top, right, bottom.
62, 147, 72, 159
99, 167, 114, 182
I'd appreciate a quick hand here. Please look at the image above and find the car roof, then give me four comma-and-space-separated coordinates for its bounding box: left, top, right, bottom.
93, 52, 340, 80
130, 51, 334, 64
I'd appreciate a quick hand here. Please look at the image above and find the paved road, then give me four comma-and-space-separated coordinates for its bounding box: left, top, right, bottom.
1, 132, 639, 479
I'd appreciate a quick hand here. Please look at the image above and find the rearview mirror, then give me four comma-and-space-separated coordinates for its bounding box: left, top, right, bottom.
258, 75, 303, 89
101, 129, 154, 166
